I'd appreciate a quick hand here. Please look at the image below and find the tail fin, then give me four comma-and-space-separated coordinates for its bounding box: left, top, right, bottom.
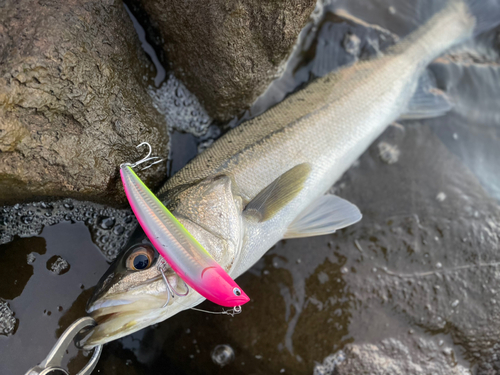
391, 0, 500, 66
390, 1, 475, 64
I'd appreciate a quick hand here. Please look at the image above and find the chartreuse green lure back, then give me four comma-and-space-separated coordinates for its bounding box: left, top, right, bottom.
120, 164, 250, 307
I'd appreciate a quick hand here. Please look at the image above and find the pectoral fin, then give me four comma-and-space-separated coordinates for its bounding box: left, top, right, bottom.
244, 163, 311, 222
284, 195, 362, 239
400, 70, 453, 120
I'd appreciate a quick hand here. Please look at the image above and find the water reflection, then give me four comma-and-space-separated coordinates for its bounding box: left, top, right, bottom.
0, 222, 108, 375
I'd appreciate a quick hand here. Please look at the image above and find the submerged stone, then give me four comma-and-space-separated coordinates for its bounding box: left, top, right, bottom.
334, 339, 470, 375
0, 301, 16, 336
47, 256, 70, 275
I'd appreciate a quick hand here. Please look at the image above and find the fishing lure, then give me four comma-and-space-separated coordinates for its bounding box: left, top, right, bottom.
120, 143, 250, 308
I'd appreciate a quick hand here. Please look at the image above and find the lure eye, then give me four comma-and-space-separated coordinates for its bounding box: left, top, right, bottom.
233, 287, 241, 297
126, 245, 155, 271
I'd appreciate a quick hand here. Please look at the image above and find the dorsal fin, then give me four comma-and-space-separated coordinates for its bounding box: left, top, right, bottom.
244, 163, 311, 222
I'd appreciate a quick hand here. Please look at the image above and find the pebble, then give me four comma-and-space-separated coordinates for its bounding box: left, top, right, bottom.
0, 301, 16, 336
47, 256, 70, 275
211, 344, 235, 367
377, 142, 400, 164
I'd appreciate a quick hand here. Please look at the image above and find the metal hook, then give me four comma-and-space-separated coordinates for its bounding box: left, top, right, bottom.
159, 268, 171, 308
167, 271, 190, 297
155, 257, 241, 317
157, 256, 190, 308
121, 142, 164, 171
190, 305, 242, 317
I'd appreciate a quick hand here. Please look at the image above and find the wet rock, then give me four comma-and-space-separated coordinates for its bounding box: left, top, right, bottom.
334, 338, 470, 375
124, 6, 213, 136
26, 252, 36, 265
133, 0, 316, 121
429, 53, 500, 202
377, 141, 400, 164
333, 123, 500, 373
0, 300, 16, 336
149, 75, 212, 136
342, 33, 361, 56
314, 351, 345, 375
98, 217, 116, 230
0, 199, 137, 261
211, 344, 235, 367
47, 255, 70, 275
0, 0, 169, 206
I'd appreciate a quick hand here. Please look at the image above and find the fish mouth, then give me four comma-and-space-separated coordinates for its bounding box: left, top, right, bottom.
83, 294, 167, 349
83, 270, 203, 348
84, 282, 206, 348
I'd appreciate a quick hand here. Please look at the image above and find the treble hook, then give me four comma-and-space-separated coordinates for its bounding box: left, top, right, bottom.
121, 142, 164, 171
155, 257, 241, 317
157, 256, 190, 308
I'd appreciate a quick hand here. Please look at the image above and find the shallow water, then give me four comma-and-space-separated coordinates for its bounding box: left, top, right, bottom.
0, 222, 109, 374
1, 1, 500, 374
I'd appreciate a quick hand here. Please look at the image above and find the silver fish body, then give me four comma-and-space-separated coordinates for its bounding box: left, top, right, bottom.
159, 0, 474, 278
85, 1, 482, 347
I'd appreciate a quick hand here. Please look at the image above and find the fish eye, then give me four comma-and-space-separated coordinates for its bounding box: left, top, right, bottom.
233, 287, 241, 297
126, 245, 155, 271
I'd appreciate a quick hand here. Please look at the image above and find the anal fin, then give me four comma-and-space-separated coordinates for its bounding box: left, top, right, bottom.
284, 195, 362, 239
400, 69, 453, 120
244, 163, 311, 222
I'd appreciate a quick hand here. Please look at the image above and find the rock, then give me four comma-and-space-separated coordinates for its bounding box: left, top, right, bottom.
377, 141, 400, 164
133, 0, 316, 121
314, 351, 346, 375
0, 0, 169, 206
331, 122, 500, 373
333, 338, 470, 375
0, 198, 138, 261
148, 74, 212, 136
0, 300, 16, 336
47, 255, 70, 275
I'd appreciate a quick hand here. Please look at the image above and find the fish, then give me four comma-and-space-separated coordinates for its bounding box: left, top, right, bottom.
120, 164, 250, 307
84, 0, 499, 347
